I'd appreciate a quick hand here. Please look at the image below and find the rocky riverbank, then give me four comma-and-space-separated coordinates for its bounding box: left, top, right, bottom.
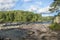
0, 23, 50, 30
0, 23, 58, 40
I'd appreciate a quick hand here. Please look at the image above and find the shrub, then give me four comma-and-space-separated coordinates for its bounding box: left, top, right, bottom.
50, 23, 60, 30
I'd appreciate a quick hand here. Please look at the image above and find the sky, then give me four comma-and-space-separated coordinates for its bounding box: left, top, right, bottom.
0, 0, 57, 16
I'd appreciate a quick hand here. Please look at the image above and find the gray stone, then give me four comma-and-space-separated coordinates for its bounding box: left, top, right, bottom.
0, 23, 58, 40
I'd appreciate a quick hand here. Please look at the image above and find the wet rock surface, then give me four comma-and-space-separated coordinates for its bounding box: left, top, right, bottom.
0, 24, 58, 40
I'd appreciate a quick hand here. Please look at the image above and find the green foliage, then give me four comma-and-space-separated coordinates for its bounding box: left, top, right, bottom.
0, 10, 53, 23
41, 16, 53, 22
0, 10, 42, 23
50, 23, 60, 30
49, 0, 60, 12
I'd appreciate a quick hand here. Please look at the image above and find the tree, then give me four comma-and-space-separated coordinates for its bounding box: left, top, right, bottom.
49, 0, 60, 12
0, 10, 42, 23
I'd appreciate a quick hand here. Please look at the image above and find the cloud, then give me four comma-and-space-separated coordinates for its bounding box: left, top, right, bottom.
35, 1, 42, 5
21, 0, 53, 14
0, 0, 18, 11
23, 0, 32, 2
22, 0, 51, 13
38, 6, 51, 13
28, 5, 51, 13
28, 5, 37, 11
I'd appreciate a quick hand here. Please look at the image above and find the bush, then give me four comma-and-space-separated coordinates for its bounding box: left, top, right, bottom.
50, 23, 60, 30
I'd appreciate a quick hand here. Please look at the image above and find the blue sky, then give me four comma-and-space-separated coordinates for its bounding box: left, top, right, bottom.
14, 0, 53, 11
0, 0, 57, 16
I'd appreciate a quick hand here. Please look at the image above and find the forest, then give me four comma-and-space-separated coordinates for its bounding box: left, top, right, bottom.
0, 10, 52, 23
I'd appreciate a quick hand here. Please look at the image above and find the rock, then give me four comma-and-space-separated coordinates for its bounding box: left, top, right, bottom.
0, 23, 58, 40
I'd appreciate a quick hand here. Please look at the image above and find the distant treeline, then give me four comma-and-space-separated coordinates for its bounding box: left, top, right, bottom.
0, 10, 42, 23
0, 10, 53, 23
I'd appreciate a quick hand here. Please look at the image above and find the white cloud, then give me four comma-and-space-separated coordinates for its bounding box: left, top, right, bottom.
38, 6, 51, 13
23, 0, 31, 2
0, 0, 18, 11
28, 5, 37, 11
28, 5, 52, 13
35, 1, 42, 5
22, 0, 52, 14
